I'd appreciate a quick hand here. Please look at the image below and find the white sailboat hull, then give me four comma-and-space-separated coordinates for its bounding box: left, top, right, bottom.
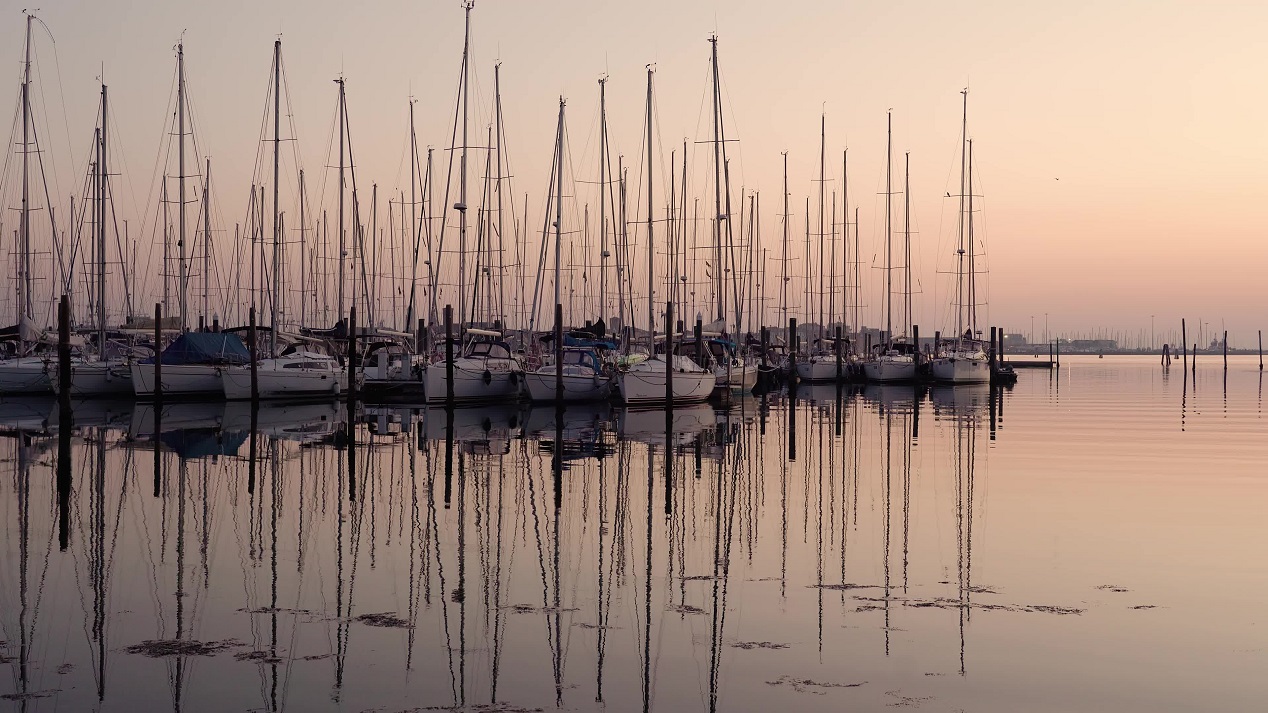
617, 358, 715, 406
55, 360, 134, 396
713, 360, 759, 391
524, 369, 612, 402
424, 358, 524, 404
0, 358, 52, 394
130, 363, 225, 397
930, 355, 990, 384
795, 358, 847, 383
862, 357, 917, 383
221, 364, 346, 400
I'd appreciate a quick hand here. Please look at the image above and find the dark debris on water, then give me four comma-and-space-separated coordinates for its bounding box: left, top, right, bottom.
125, 639, 242, 658
356, 613, 412, 628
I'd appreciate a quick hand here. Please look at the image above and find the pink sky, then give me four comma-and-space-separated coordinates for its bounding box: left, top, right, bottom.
1, 0, 1263, 346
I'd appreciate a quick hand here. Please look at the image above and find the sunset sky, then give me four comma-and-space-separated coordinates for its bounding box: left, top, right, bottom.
1, 0, 1263, 347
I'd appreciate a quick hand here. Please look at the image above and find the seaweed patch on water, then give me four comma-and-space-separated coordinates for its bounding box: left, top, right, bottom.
682, 574, 722, 581
235, 650, 284, 664
886, 690, 934, 707
766, 675, 865, 695
356, 613, 412, 628
811, 583, 880, 591
300, 653, 333, 660
1095, 585, 1130, 593
1, 691, 56, 701
893, 597, 1083, 615
574, 622, 620, 630
506, 604, 578, 615
404, 703, 546, 712
1131, 605, 1159, 610
56, 663, 74, 674
731, 641, 790, 650
239, 606, 314, 615
668, 604, 707, 615
125, 639, 242, 657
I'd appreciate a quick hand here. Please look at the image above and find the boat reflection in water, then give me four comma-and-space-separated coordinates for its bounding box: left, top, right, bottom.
14, 365, 1253, 712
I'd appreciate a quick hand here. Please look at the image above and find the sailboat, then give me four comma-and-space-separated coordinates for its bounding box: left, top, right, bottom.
424, 3, 525, 404
0, 14, 56, 394
797, 113, 847, 382
703, 36, 758, 392
132, 42, 237, 397
222, 39, 347, 400
57, 84, 138, 396
931, 90, 990, 384
525, 97, 615, 403
863, 111, 918, 382
617, 65, 715, 406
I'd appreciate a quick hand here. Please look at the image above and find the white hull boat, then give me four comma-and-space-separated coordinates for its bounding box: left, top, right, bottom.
53, 359, 134, 397
525, 369, 612, 402
862, 355, 917, 383
617, 356, 715, 406
930, 352, 990, 384
425, 358, 523, 404
795, 356, 847, 383
131, 363, 225, 398
0, 357, 53, 394
712, 358, 759, 392
222, 353, 347, 400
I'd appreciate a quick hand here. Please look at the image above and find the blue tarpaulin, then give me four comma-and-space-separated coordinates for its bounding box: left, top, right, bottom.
143, 333, 251, 365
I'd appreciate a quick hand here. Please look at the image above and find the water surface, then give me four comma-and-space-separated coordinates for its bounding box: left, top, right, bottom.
1, 356, 1265, 711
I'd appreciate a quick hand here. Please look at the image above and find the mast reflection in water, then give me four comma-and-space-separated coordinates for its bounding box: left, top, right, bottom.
4, 358, 1268, 711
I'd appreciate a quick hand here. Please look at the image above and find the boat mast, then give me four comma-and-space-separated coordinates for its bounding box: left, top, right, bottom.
709, 37, 724, 324
553, 97, 565, 313
843, 149, 849, 335
904, 152, 912, 337
202, 158, 211, 330
780, 152, 788, 321
271, 39, 281, 356
494, 63, 506, 329
457, 1, 473, 334
98, 84, 108, 350
406, 99, 417, 331
644, 66, 655, 354
884, 110, 893, 347
955, 89, 968, 341
18, 13, 32, 332
299, 169, 306, 327
178, 42, 188, 333
967, 139, 976, 336
337, 77, 346, 326
818, 113, 826, 345
597, 77, 608, 327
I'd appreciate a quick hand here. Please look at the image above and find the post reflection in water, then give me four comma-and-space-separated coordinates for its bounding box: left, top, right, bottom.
5, 359, 1268, 711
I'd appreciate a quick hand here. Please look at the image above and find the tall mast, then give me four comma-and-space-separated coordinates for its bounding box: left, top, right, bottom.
406, 99, 417, 330
494, 63, 506, 328
177, 42, 188, 333
644, 66, 655, 353
884, 110, 893, 346
202, 158, 211, 329
597, 77, 608, 326
709, 37, 725, 323
553, 97, 565, 311
818, 113, 825, 343
98, 84, 108, 349
842, 148, 849, 333
457, 1, 473, 333
299, 170, 306, 327
18, 13, 32, 327
967, 139, 976, 336
780, 152, 788, 321
904, 152, 912, 336
955, 89, 968, 339
271, 38, 282, 356
337, 77, 346, 325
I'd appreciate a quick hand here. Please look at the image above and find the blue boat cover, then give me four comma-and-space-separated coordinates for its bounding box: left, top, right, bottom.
145, 333, 251, 365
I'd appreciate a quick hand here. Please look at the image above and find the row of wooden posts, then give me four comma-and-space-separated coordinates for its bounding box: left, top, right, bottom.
1169, 318, 1265, 372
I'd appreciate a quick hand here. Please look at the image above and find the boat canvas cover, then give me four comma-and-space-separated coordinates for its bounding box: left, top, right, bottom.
147, 333, 251, 365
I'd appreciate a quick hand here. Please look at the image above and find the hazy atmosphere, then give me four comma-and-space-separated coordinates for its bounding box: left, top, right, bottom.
2, 0, 1263, 344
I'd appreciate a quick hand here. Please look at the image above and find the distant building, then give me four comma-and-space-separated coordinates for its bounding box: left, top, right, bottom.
1002, 333, 1029, 347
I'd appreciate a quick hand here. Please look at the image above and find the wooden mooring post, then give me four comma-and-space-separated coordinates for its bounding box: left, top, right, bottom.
444, 304, 455, 407
153, 303, 163, 402
248, 306, 259, 401
58, 295, 71, 410
665, 302, 674, 408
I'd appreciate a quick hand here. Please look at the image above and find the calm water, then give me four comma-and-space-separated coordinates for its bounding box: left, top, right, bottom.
2, 356, 1266, 712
